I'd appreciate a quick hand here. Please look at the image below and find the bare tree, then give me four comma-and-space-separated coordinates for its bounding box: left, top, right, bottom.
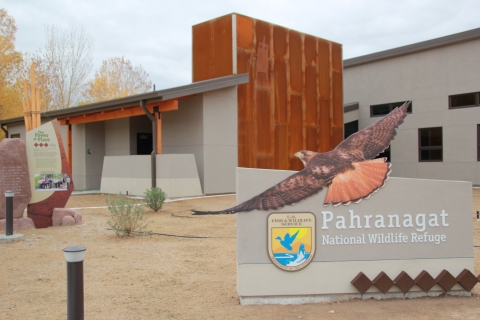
31, 25, 94, 110
82, 56, 152, 103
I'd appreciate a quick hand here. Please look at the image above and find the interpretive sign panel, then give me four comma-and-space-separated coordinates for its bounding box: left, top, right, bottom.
0, 138, 32, 219
26, 120, 74, 228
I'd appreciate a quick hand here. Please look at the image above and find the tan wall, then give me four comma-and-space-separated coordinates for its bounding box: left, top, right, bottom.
344, 38, 480, 185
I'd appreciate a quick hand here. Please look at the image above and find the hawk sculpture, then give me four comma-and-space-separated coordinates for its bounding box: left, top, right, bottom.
192, 101, 410, 215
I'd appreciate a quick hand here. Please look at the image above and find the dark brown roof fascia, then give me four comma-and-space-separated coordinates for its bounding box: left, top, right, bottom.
344, 27, 480, 68
1, 73, 249, 125
344, 102, 359, 113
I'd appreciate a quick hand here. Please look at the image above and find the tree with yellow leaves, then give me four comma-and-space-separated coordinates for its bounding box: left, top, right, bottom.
0, 8, 23, 131
82, 56, 152, 103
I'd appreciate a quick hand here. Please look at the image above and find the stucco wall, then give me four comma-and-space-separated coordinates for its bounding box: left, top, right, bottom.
105, 118, 130, 156
163, 86, 238, 194
202, 86, 238, 194
84, 122, 105, 189
344, 38, 480, 185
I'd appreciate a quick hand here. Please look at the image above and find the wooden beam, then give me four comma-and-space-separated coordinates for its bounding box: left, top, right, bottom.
156, 113, 162, 154
67, 124, 72, 173
58, 99, 178, 126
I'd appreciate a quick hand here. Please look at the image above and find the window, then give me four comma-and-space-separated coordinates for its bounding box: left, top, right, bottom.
478, 125, 480, 161
449, 92, 480, 109
344, 120, 358, 139
370, 101, 412, 117
10, 133, 20, 138
418, 127, 442, 162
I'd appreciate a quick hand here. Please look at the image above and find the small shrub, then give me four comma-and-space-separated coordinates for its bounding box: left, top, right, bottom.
106, 193, 150, 236
144, 187, 166, 212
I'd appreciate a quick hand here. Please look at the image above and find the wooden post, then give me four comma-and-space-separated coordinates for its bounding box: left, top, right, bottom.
67, 124, 72, 173
30, 64, 37, 129
156, 113, 162, 154
22, 80, 31, 131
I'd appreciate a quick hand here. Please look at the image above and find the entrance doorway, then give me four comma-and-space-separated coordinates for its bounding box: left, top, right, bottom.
137, 133, 153, 155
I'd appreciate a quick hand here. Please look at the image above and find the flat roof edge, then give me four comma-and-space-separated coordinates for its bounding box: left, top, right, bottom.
344, 27, 480, 68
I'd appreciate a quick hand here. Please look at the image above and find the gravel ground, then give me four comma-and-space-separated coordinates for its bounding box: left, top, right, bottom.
1, 191, 480, 319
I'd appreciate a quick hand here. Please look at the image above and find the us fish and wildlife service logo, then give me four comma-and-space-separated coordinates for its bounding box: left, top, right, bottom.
267, 212, 316, 271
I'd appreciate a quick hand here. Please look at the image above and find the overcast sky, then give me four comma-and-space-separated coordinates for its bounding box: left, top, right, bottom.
3, 0, 480, 90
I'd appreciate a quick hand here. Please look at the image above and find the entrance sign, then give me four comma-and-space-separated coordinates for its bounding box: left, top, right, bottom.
268, 212, 315, 271
236, 168, 474, 304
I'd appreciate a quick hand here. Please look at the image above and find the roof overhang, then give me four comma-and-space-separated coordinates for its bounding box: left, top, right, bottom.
1, 73, 249, 126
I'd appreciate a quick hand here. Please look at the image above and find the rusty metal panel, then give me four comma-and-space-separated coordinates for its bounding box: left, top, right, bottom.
255, 20, 271, 47
238, 120, 255, 168
256, 89, 272, 155
274, 58, 287, 123
257, 156, 274, 169
317, 39, 331, 99
273, 25, 287, 58
331, 42, 342, 72
306, 125, 318, 152
332, 71, 343, 129
289, 30, 303, 93
237, 50, 255, 121
319, 99, 331, 152
274, 123, 289, 170
305, 66, 317, 125
192, 22, 213, 82
289, 94, 304, 155
304, 34, 317, 66
331, 127, 344, 149
213, 15, 233, 78
236, 15, 254, 50
289, 156, 304, 171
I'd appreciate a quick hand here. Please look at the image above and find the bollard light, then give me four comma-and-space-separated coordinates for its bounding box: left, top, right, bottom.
63, 246, 86, 320
4, 190, 14, 236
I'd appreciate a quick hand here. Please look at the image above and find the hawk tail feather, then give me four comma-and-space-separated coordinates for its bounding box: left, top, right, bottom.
323, 158, 391, 207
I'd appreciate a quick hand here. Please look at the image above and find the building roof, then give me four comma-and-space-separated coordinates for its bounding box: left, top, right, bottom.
344, 27, 480, 68
1, 73, 249, 126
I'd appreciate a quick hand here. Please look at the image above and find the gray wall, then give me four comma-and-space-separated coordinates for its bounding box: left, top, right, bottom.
163, 86, 238, 194
202, 86, 238, 194
344, 38, 480, 185
105, 118, 130, 156
84, 122, 105, 189
163, 94, 205, 188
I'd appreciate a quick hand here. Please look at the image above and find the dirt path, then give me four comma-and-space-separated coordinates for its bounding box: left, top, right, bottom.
1, 191, 480, 319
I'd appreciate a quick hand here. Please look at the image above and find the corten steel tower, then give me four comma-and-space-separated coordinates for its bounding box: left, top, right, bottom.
192, 13, 343, 171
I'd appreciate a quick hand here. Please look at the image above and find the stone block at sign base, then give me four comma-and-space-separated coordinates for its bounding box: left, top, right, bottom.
52, 208, 82, 226
62, 215, 75, 226
0, 217, 36, 231
0, 138, 32, 219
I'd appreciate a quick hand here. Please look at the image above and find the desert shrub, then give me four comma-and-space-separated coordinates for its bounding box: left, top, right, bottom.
106, 193, 150, 236
143, 187, 166, 212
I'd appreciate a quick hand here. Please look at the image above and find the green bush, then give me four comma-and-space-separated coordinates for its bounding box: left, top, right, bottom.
106, 193, 150, 236
143, 187, 166, 212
